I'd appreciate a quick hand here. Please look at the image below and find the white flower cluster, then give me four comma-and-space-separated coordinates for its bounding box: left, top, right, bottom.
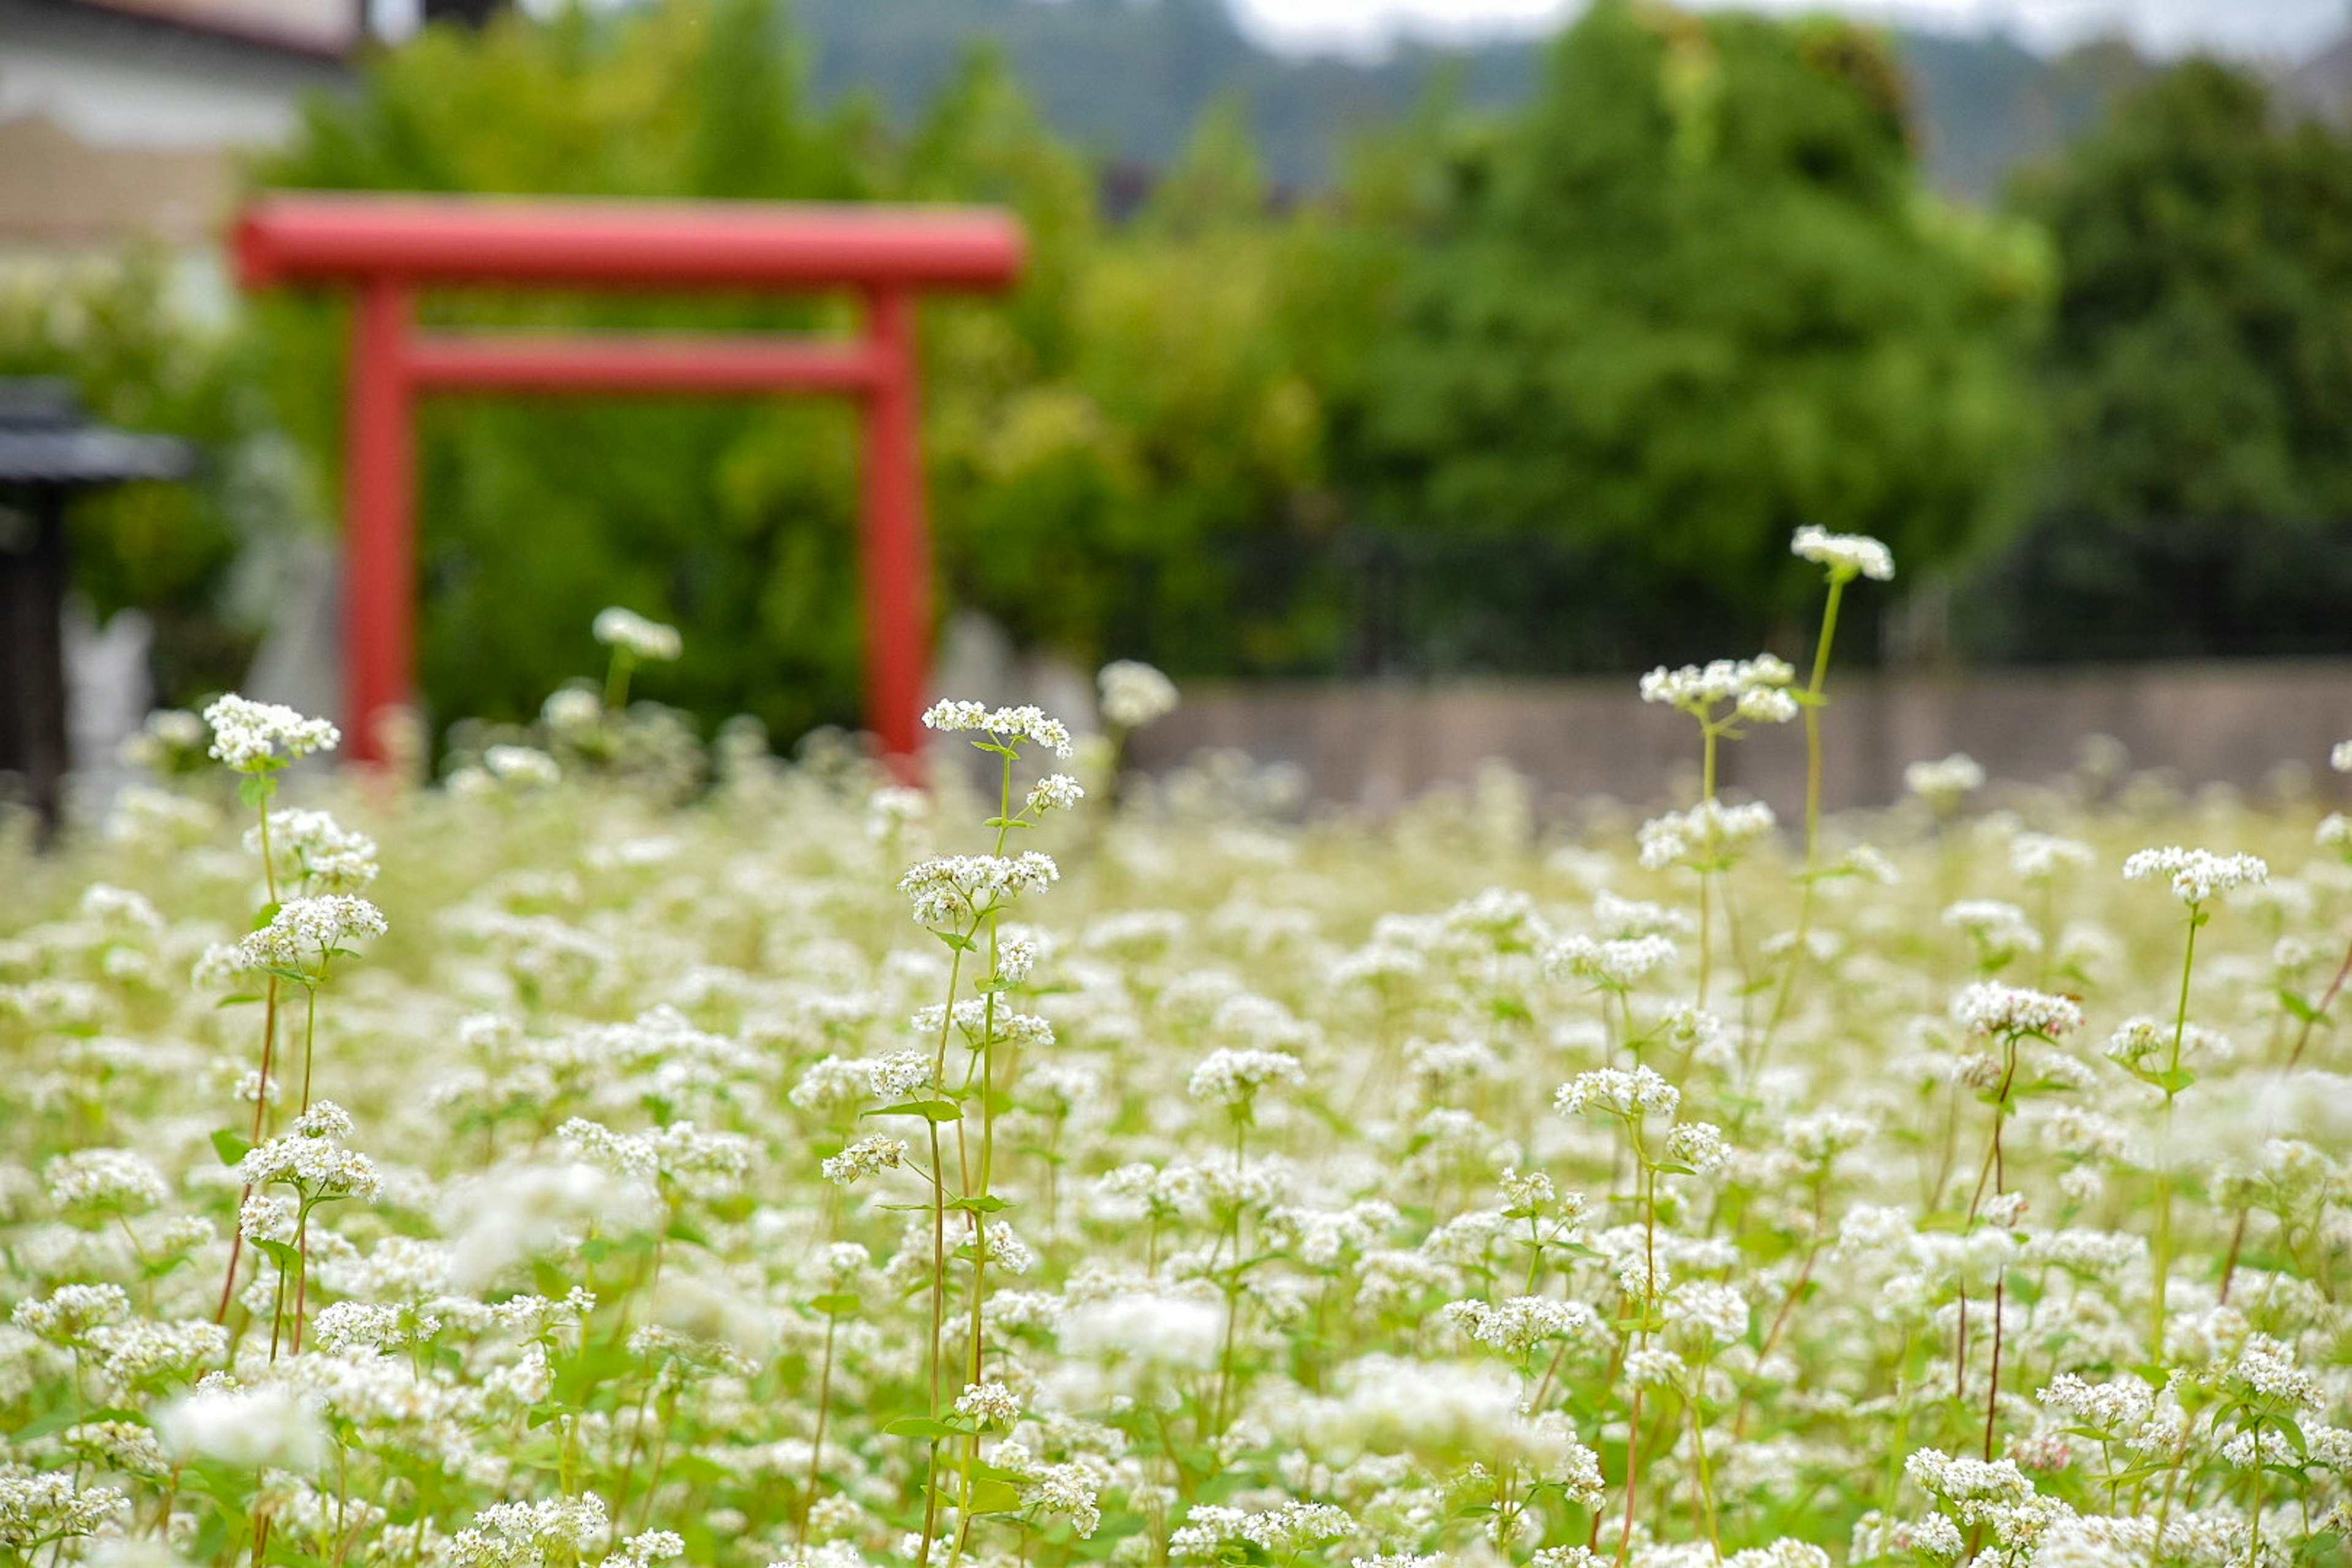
156, 1381, 326, 1472
0, 1465, 129, 1550
236, 1102, 382, 1202
1186, 1046, 1306, 1107
952, 1379, 1022, 1428
898, 852, 1060, 925
1554, 1065, 1680, 1121
483, 744, 562, 788
1638, 654, 1798, 723
1056, 1291, 1226, 1371
202, 693, 339, 771
1942, 899, 2042, 959
1025, 773, 1085, 814
1791, 524, 1896, 581
592, 607, 683, 662
1904, 753, 1985, 804
12, 1283, 131, 1343
1170, 1502, 1354, 1561
2010, 831, 2094, 881
2122, 845, 2269, 905
234, 894, 389, 974
921, 700, 1074, 757
447, 1494, 611, 1568
820, 1135, 907, 1186
1098, 659, 1178, 729
1637, 799, 1777, 870
1951, 981, 2084, 1039
247, 808, 380, 893
1544, 933, 1676, 988
43, 1148, 169, 1213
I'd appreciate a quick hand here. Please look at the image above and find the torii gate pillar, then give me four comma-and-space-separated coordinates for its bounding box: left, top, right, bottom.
235, 194, 1027, 771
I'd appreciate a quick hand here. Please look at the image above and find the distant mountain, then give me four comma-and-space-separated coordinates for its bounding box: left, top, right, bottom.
794, 0, 1536, 194
789, 0, 2154, 203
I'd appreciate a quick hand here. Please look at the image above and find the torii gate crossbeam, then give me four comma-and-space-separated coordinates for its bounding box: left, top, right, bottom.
235, 193, 1027, 769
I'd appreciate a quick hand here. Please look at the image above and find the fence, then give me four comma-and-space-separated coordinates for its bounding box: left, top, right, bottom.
1125, 661, 2352, 818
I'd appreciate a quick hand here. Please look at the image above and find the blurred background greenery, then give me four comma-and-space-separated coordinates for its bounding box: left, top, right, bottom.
11, 0, 2352, 744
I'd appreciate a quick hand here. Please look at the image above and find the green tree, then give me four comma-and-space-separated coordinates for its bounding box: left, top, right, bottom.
1346, 0, 2046, 669
1970, 59, 2352, 660
250, 0, 1382, 742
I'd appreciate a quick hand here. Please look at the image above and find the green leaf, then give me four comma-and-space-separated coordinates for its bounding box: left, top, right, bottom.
809, 1292, 862, 1317
211, 1129, 252, 1166
947, 1194, 1010, 1214
884, 1415, 962, 1441
933, 931, 976, 952
253, 1238, 300, 1270
965, 1477, 1025, 1517
2277, 988, 2320, 1023
865, 1099, 963, 1123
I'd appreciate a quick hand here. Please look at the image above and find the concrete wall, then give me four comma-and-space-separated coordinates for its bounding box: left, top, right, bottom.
1125, 663, 2352, 816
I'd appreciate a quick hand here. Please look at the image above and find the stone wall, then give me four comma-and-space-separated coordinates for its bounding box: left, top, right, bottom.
1125, 663, 2352, 818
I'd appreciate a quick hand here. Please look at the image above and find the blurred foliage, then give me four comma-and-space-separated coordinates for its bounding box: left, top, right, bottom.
20, 0, 2351, 739
0, 253, 298, 702
254, 0, 1374, 739
1343, 1, 2048, 668
1968, 59, 2352, 660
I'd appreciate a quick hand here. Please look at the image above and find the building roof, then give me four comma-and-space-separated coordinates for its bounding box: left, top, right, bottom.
0, 379, 194, 485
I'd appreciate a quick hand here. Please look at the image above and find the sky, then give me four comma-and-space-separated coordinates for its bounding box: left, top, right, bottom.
1226, 0, 2352, 62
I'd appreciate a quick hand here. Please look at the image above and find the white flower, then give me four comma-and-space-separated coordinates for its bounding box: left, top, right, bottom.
0, 1469, 129, 1550
236, 1106, 382, 1202
1554, 1066, 1680, 1121
156, 1382, 327, 1472
12, 1284, 131, 1344
2333, 739, 2351, 772
1637, 799, 1777, 870
246, 807, 380, 892
234, 895, 388, 975
1099, 660, 1178, 729
2010, 832, 2094, 881
1791, 525, 1895, 581
2121, 845, 2269, 905
899, 852, 1060, 925
1057, 1291, 1225, 1371
202, 693, 339, 772
43, 1149, 168, 1213
1546, 932, 1676, 987
592, 607, 682, 661
1186, 1047, 1306, 1107
1904, 753, 1985, 804
952, 1379, 1020, 1428
1664, 1120, 1732, 1175
820, 1136, 907, 1186
447, 1496, 609, 1568
921, 700, 1074, 758
1952, 981, 2083, 1039
1026, 773, 1085, 815
541, 687, 603, 732
1638, 655, 1796, 717
483, 745, 562, 788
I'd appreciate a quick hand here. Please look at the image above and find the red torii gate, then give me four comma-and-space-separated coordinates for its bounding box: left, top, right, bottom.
234, 193, 1027, 768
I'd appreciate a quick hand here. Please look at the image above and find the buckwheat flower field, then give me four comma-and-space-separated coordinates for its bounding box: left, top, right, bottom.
5, 558, 2351, 1568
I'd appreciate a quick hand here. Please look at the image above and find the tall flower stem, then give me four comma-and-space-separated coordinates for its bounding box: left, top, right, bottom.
1764, 575, 1845, 1047
2150, 910, 2202, 1363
